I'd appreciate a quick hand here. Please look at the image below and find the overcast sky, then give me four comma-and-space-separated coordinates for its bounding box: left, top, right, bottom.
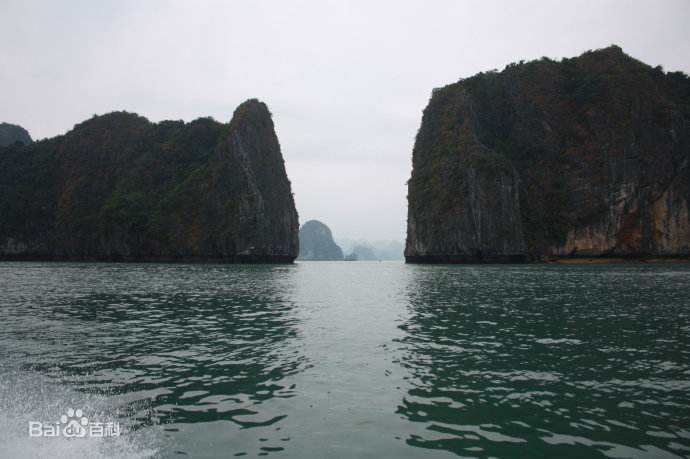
1, 0, 689, 241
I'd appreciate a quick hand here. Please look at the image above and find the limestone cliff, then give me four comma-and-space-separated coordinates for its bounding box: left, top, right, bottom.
298, 220, 343, 260
406, 46, 690, 262
0, 99, 299, 262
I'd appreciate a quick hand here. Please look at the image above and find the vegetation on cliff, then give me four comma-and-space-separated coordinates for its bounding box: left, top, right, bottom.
0, 99, 299, 261
406, 46, 690, 262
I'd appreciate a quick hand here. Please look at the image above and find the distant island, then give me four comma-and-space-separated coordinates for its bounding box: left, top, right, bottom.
338, 239, 404, 261
348, 244, 376, 261
0, 99, 299, 262
298, 220, 343, 260
406, 46, 690, 263
299, 232, 404, 261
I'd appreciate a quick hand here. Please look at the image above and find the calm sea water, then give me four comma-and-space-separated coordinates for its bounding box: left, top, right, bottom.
0, 261, 689, 458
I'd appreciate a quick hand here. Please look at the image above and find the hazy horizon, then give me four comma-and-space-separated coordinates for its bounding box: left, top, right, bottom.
2, 0, 689, 241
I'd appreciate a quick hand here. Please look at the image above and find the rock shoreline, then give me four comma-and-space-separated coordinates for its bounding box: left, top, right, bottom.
0, 254, 296, 263
405, 254, 690, 264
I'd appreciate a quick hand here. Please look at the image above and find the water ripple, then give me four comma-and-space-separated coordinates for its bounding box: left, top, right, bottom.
1, 262, 689, 457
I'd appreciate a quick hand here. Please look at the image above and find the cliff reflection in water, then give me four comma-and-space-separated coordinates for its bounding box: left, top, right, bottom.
1, 262, 689, 457
396, 265, 690, 458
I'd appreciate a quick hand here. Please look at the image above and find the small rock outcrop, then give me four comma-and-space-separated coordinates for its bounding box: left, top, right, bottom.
298, 220, 344, 260
0, 99, 299, 262
0, 123, 32, 147
406, 46, 690, 262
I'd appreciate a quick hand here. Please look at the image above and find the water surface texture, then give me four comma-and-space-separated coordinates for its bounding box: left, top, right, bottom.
1, 262, 689, 458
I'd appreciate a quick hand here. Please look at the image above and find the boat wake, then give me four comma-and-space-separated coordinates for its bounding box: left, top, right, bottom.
0, 362, 162, 459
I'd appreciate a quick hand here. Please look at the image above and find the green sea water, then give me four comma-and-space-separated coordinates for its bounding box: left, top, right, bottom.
0, 261, 689, 458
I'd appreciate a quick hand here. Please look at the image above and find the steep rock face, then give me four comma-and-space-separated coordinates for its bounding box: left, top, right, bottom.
0, 99, 299, 262
0, 123, 32, 146
298, 220, 343, 260
406, 46, 690, 262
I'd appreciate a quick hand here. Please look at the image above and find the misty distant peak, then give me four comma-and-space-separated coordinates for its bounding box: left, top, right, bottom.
298, 220, 344, 260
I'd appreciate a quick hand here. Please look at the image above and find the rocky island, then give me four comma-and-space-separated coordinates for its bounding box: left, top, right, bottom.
406, 46, 690, 263
0, 99, 299, 262
298, 220, 344, 260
